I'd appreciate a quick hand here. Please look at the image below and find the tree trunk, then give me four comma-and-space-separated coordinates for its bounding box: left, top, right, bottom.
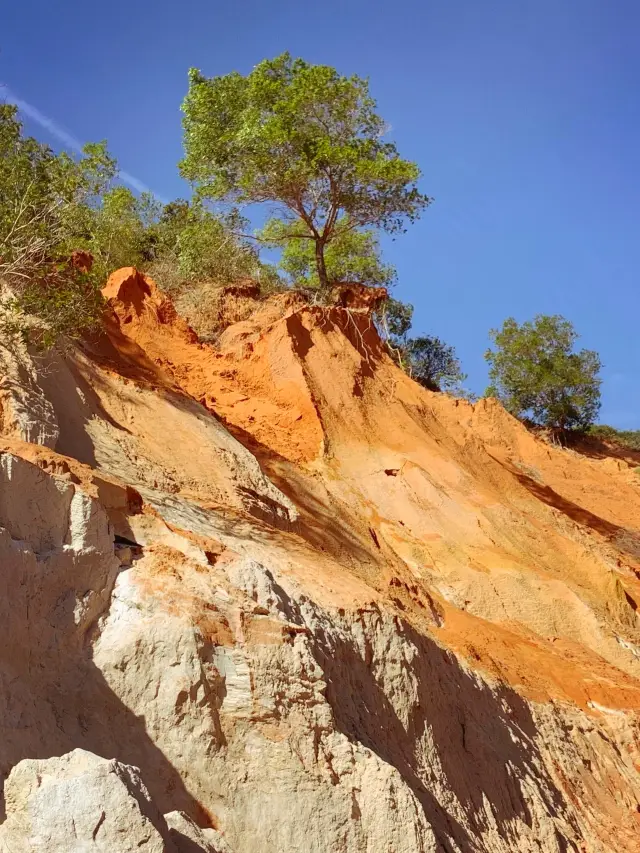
314, 239, 330, 291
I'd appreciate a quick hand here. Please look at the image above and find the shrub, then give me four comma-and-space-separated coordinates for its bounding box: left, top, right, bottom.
405, 335, 466, 392
0, 105, 114, 346
376, 297, 467, 392
588, 425, 640, 451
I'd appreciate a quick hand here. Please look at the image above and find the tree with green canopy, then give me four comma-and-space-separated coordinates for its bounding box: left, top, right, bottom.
180, 53, 430, 291
485, 314, 602, 432
0, 105, 116, 285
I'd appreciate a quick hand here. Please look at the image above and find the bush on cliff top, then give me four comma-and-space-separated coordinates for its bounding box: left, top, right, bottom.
378, 298, 468, 394
0, 104, 113, 346
0, 103, 276, 347
587, 425, 640, 451
485, 314, 602, 432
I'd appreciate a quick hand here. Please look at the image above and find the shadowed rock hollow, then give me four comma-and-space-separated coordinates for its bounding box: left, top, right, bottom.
1, 266, 639, 852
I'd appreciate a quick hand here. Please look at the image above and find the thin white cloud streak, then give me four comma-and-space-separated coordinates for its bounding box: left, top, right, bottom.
119, 170, 152, 195
8, 92, 83, 151
1, 85, 164, 200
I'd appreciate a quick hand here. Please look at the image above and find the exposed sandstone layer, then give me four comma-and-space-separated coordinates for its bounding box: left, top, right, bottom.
0, 267, 639, 852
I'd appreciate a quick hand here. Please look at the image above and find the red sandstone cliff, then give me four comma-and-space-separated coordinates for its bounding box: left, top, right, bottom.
0, 267, 639, 852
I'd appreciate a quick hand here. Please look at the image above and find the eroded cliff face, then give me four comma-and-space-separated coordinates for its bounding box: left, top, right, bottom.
1, 267, 640, 852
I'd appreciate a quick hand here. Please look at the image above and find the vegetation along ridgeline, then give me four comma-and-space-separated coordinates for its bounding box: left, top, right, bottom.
1, 54, 631, 440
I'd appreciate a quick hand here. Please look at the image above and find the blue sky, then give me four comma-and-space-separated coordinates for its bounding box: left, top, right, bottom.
2, 0, 639, 425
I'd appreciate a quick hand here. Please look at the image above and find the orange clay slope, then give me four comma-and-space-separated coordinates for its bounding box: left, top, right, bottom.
88, 267, 640, 711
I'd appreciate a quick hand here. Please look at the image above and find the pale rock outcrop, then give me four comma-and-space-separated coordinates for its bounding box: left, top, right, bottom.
93, 548, 441, 853
0, 749, 170, 852
0, 452, 209, 822
0, 342, 58, 448
0, 751, 226, 853
0, 451, 116, 806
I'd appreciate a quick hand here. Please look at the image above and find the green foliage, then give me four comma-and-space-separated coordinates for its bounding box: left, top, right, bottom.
144, 201, 272, 296
405, 335, 466, 392
180, 53, 429, 290
1, 99, 265, 346
375, 296, 466, 393
142, 201, 283, 339
15, 267, 105, 349
174, 206, 259, 284
0, 104, 115, 346
485, 315, 602, 431
261, 217, 396, 289
380, 297, 414, 339
74, 187, 162, 283
587, 425, 640, 451
73, 185, 268, 299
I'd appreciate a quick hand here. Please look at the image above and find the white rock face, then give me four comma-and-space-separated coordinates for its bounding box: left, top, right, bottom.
0, 749, 171, 852
92, 545, 640, 853
0, 343, 58, 447
2, 441, 640, 853
0, 453, 212, 825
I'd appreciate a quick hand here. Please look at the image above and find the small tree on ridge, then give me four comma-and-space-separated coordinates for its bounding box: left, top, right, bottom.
406, 336, 466, 392
180, 53, 430, 292
485, 314, 602, 432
